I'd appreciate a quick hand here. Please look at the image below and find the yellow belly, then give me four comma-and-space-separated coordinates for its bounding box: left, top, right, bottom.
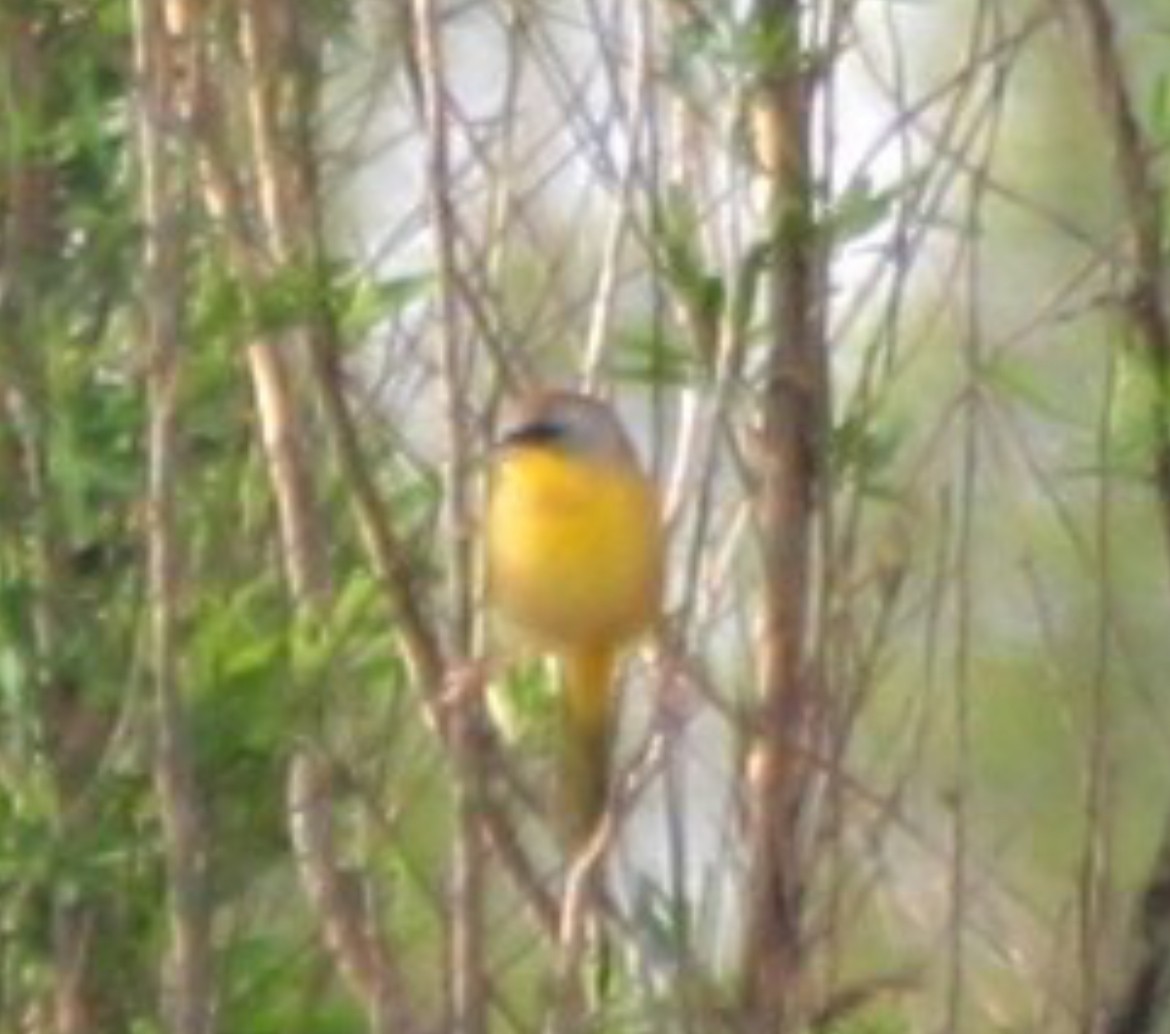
487, 449, 662, 650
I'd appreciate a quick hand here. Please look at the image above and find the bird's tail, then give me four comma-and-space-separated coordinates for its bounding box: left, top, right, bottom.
560, 644, 617, 849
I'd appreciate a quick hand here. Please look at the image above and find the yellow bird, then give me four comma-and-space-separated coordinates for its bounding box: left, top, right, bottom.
487, 391, 664, 848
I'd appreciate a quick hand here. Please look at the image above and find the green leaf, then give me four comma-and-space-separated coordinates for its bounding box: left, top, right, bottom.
652, 189, 726, 355
831, 407, 905, 490
338, 270, 433, 339
612, 323, 701, 387
488, 657, 556, 746
246, 262, 326, 337
828, 176, 897, 243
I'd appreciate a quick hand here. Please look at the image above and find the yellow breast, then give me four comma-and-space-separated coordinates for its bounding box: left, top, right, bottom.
487, 448, 662, 650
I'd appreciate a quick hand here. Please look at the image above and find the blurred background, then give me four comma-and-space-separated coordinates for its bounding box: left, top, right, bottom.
2, 1, 1169, 1032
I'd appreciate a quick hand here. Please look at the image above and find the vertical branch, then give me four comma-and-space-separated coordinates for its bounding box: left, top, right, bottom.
1068, 4, 1170, 1034
947, 10, 999, 1025
1080, 337, 1119, 1033
409, 2, 486, 1029
948, 265, 977, 1034
1068, 0, 1170, 554
236, 0, 331, 604
411, 0, 473, 652
286, 750, 421, 1034
581, 0, 652, 390
130, 1, 213, 1031
741, 1, 828, 1030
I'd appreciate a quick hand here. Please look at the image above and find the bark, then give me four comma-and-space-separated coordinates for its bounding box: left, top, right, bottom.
132, 2, 215, 1030
740, 2, 828, 1030
1068, 4, 1170, 1033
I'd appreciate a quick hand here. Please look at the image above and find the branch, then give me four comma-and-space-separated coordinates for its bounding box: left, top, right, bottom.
1068, 0, 1170, 552
1068, 5, 1170, 1034
288, 751, 424, 1034
131, 0, 213, 1030
409, 1, 488, 1028
740, 1, 829, 1029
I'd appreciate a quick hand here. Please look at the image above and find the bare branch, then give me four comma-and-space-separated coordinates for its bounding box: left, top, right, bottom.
740, 1, 829, 1028
131, 0, 214, 1030
1067, 7, 1170, 1033
288, 751, 424, 1034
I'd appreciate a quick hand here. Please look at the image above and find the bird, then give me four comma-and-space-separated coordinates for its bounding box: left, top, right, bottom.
486, 390, 664, 850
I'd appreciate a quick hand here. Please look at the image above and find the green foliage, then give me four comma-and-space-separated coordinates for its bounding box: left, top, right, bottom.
613, 322, 701, 387
827, 175, 915, 246
490, 656, 558, 747
821, 1006, 912, 1034
338, 269, 434, 341
670, 5, 801, 82
653, 190, 726, 339
831, 406, 906, 498
194, 251, 433, 349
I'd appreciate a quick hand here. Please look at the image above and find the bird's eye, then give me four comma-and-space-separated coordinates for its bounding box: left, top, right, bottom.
497, 420, 567, 448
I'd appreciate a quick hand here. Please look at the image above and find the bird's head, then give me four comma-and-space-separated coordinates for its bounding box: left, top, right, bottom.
495, 391, 638, 467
